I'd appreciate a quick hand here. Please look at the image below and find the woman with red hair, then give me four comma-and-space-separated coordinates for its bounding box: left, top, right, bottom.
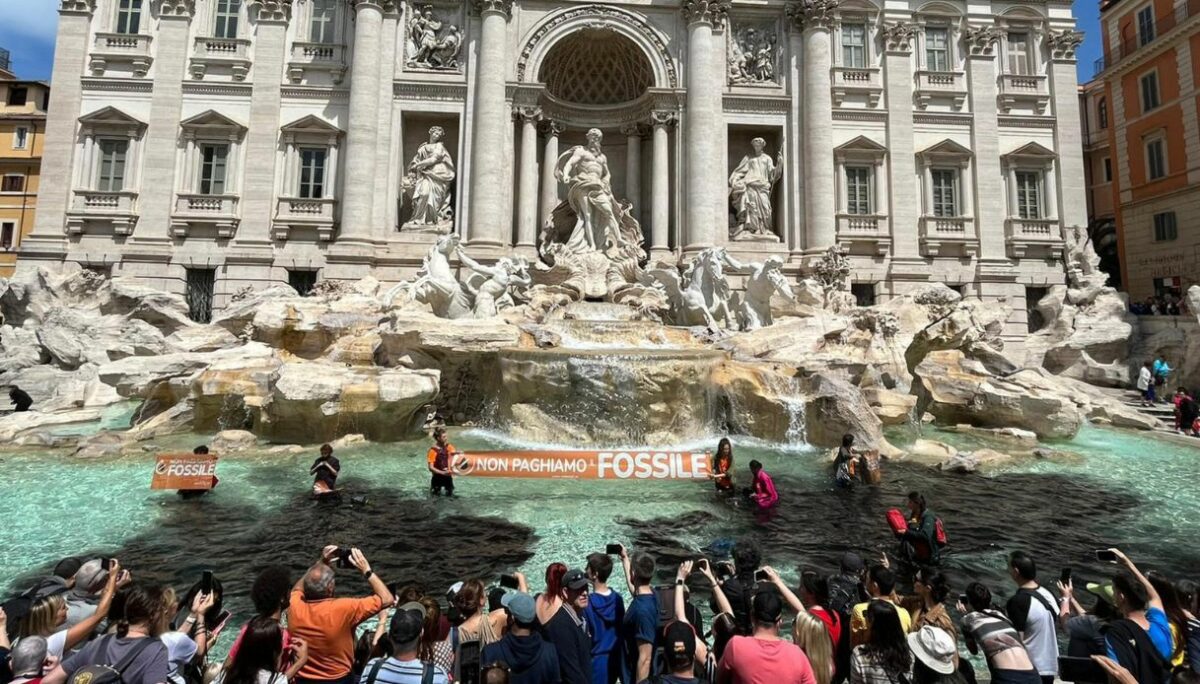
536, 563, 568, 625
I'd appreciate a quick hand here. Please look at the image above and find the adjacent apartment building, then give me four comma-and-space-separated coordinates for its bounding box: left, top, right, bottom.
0, 48, 49, 278
1082, 0, 1200, 302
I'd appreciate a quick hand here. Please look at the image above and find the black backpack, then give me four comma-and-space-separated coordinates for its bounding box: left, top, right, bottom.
67, 636, 158, 684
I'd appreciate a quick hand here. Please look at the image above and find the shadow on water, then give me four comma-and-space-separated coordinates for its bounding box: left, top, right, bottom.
619, 462, 1200, 596
7, 478, 536, 609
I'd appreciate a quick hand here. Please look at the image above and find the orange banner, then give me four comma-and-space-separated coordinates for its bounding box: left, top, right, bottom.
151, 454, 218, 490
453, 450, 712, 480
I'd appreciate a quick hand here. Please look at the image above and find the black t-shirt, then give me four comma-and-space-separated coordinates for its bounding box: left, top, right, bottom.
540, 605, 592, 684
310, 455, 340, 489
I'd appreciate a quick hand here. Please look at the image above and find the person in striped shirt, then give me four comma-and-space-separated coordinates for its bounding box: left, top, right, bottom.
359, 603, 449, 684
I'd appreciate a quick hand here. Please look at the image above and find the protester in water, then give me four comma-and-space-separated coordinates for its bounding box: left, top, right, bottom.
7, 385, 32, 413
710, 438, 735, 495
1005, 552, 1059, 684
747, 460, 779, 511
959, 582, 1041, 684
1102, 549, 1174, 684
178, 445, 219, 500
898, 492, 940, 565
1137, 362, 1156, 406
834, 435, 860, 488
426, 427, 459, 497
850, 600, 911, 684
583, 553, 624, 684
310, 444, 340, 495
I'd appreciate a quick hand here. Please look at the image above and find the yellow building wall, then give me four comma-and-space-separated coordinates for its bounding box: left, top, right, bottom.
0, 118, 45, 277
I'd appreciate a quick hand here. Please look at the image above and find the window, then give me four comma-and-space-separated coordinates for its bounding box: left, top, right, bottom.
200, 144, 229, 195
1146, 137, 1166, 179
931, 168, 958, 216
214, 0, 240, 39
1015, 171, 1042, 219
0, 222, 13, 250
288, 269, 319, 296
1140, 71, 1160, 112
116, 0, 142, 34
1026, 286, 1050, 333
1, 175, 24, 193
1007, 32, 1032, 75
925, 27, 950, 71
97, 139, 128, 192
842, 24, 867, 68
298, 148, 327, 199
185, 268, 216, 323
1103, 157, 1112, 182
1153, 212, 1177, 241
1137, 5, 1155, 45
310, 0, 337, 43
1098, 97, 1108, 128
851, 283, 876, 307
7, 87, 27, 107
13, 126, 28, 150
845, 166, 871, 214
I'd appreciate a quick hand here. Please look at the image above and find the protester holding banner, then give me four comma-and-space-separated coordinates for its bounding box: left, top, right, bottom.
310, 445, 340, 496
178, 445, 219, 499
426, 428, 459, 497
710, 438, 735, 495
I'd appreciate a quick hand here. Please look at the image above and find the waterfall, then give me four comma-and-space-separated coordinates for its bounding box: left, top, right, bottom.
783, 395, 807, 445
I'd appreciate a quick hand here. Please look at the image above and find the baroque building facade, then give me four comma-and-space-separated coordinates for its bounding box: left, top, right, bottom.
0, 52, 49, 277
24, 0, 1084, 339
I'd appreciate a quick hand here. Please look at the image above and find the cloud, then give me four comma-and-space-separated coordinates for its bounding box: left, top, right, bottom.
0, 0, 60, 46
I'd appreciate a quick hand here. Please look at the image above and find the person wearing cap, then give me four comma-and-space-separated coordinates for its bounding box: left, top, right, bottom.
828, 553, 868, 684
480, 592, 560, 684
661, 621, 702, 683
540, 568, 592, 684
358, 602, 449, 684
908, 626, 962, 684
63, 559, 115, 630
618, 546, 659, 684
1056, 577, 1117, 660
716, 589, 816, 684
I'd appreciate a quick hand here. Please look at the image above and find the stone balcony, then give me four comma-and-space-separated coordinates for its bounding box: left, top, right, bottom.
997, 73, 1050, 114
1005, 217, 1064, 258
835, 214, 891, 256
287, 42, 347, 84
919, 216, 979, 256
831, 67, 883, 107
273, 197, 337, 241
170, 193, 240, 238
89, 33, 153, 78
914, 70, 967, 110
65, 190, 139, 236
189, 37, 251, 81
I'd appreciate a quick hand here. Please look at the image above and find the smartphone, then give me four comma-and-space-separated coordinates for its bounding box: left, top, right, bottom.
101, 558, 112, 572
1095, 549, 1117, 563
200, 570, 214, 594
213, 609, 232, 631
458, 640, 481, 684
1060, 567, 1072, 584
499, 574, 520, 590
336, 547, 354, 569
696, 559, 710, 573
958, 594, 970, 607
754, 569, 769, 582
1058, 656, 1107, 683
605, 543, 622, 555
715, 561, 734, 581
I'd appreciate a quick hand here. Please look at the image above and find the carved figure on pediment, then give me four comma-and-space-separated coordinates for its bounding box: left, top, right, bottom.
402, 126, 455, 233
729, 137, 783, 241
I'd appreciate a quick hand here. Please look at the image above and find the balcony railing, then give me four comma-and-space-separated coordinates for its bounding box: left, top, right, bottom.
831, 66, 883, 106
1005, 218, 1064, 258
176, 193, 239, 215
66, 190, 139, 235
90, 33, 154, 77
191, 37, 251, 80
287, 42, 348, 83
919, 216, 979, 255
1105, 0, 1200, 72
914, 70, 967, 109
274, 197, 337, 241
836, 214, 891, 255
997, 73, 1050, 114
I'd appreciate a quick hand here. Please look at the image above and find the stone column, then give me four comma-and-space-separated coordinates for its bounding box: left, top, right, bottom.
650, 111, 675, 254
1043, 161, 1058, 219
236, 0, 291, 247
1047, 29, 1086, 230
681, 0, 730, 252
790, 0, 838, 253
881, 21, 921, 263
963, 25, 1006, 261
539, 120, 563, 229
515, 107, 541, 250
372, 7, 401, 238
622, 123, 644, 223
338, 0, 386, 243
467, 0, 514, 247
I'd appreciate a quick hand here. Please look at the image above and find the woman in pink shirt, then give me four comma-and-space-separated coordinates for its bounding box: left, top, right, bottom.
748, 460, 779, 511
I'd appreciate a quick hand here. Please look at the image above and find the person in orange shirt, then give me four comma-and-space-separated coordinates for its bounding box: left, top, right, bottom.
288, 545, 394, 684
426, 427, 460, 497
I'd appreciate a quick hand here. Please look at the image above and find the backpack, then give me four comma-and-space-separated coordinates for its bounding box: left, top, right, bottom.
67, 636, 158, 684
364, 657, 436, 684
934, 517, 948, 547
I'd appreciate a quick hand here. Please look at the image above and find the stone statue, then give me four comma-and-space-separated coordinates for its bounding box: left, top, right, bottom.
723, 253, 794, 330
400, 234, 530, 319
728, 24, 779, 84
729, 137, 783, 241
404, 233, 473, 318
406, 5, 462, 70
402, 126, 455, 233
455, 245, 531, 318
556, 128, 625, 254
644, 247, 738, 330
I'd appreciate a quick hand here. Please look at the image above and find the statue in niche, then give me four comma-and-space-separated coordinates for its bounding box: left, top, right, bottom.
402, 126, 455, 233
729, 137, 783, 241
729, 25, 779, 84
723, 253, 795, 330
406, 5, 462, 70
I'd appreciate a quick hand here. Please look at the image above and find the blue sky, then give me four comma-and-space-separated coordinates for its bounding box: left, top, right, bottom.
0, 0, 1104, 83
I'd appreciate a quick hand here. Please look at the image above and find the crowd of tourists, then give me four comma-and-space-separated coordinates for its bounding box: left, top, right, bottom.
1129, 295, 1188, 316
2, 527, 1197, 684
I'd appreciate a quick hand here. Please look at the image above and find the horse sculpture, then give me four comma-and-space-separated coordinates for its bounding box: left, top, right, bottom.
644, 248, 738, 330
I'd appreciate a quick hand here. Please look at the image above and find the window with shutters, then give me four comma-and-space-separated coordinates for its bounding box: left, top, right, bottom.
13, 126, 29, 150
200, 144, 229, 195
931, 169, 958, 217
1153, 212, 1177, 241
116, 0, 142, 34
1007, 32, 1032, 74
1015, 171, 1042, 219
1145, 136, 1166, 180
845, 167, 871, 214
1137, 5, 1155, 45
214, 0, 241, 39
925, 27, 950, 71
842, 24, 867, 68
298, 148, 327, 199
98, 139, 128, 192
1, 175, 24, 193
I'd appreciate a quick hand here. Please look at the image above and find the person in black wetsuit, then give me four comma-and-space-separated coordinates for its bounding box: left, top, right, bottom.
178, 445, 219, 499
310, 443, 340, 495
8, 386, 33, 412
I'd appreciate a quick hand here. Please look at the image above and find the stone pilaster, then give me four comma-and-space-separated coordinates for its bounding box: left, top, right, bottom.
236, 0, 292, 247
539, 119, 563, 230
338, 0, 387, 244
882, 21, 921, 264
622, 123, 645, 225
789, 0, 838, 253
681, 0, 731, 252
515, 107, 541, 250
963, 25, 1006, 263
650, 111, 676, 256
1047, 29, 1087, 229
467, 0, 514, 248
373, 6, 401, 239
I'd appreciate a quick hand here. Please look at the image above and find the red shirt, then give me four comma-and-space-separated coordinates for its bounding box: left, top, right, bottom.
717, 635, 817, 684
810, 606, 843, 653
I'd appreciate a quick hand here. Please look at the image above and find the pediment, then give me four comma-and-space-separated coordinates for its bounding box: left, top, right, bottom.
280, 114, 343, 136
1002, 141, 1056, 159
180, 109, 248, 133
836, 135, 888, 153
918, 139, 973, 158
78, 106, 146, 129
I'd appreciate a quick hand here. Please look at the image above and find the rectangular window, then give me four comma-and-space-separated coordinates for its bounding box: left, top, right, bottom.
7, 87, 27, 107
1153, 212, 1178, 241
925, 27, 950, 71
1015, 171, 1042, 219
1007, 32, 1032, 75
1098, 97, 1108, 128
310, 0, 337, 43
1146, 138, 1166, 179
851, 283, 876, 307
97, 139, 128, 192
1137, 5, 1156, 45
842, 24, 867, 68
931, 168, 958, 217
200, 144, 229, 195
1103, 157, 1112, 182
1026, 286, 1050, 333
13, 126, 28, 150
845, 166, 871, 214
116, 0, 142, 34
298, 148, 327, 199
0, 223, 13, 250
288, 269, 319, 296
214, 0, 241, 39
1140, 71, 1160, 112
1, 175, 24, 193
185, 268, 216, 324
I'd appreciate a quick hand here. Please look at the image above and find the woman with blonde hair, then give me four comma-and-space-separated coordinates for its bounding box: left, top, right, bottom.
795, 611, 835, 684
18, 559, 121, 658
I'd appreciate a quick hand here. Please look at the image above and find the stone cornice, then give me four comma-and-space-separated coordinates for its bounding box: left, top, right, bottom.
153, 0, 195, 18
997, 115, 1057, 128
722, 94, 790, 114
60, 0, 96, 15
680, 0, 731, 27
962, 25, 1003, 58
913, 112, 972, 126
81, 77, 154, 93
881, 21, 916, 53
394, 81, 468, 102
833, 109, 887, 122
471, 0, 513, 20
249, 0, 292, 23
787, 0, 840, 32
1047, 29, 1084, 61
282, 86, 351, 101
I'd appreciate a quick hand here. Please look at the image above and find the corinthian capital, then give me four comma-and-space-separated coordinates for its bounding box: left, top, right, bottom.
787, 0, 840, 31
680, 0, 731, 27
650, 110, 679, 128
59, 0, 95, 14
513, 106, 542, 123
962, 25, 1003, 57
472, 0, 514, 19
153, 0, 195, 17
1047, 29, 1084, 61
881, 22, 916, 53
249, 0, 291, 23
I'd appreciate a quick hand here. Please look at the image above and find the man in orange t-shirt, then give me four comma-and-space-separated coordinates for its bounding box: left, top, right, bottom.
426, 427, 460, 496
288, 545, 394, 684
